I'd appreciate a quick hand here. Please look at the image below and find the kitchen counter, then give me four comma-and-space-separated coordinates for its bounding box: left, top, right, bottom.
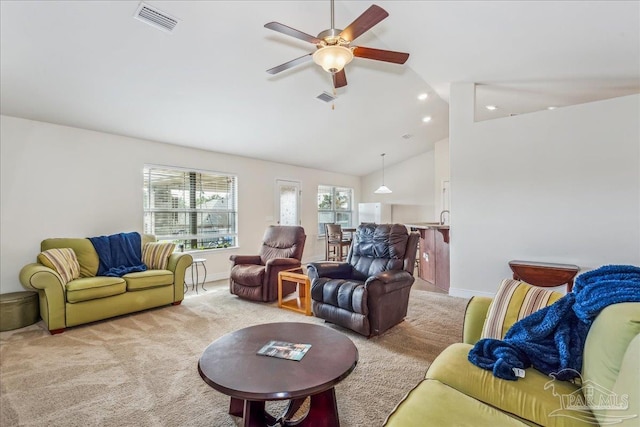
405, 223, 450, 293
405, 223, 450, 230
405, 223, 449, 244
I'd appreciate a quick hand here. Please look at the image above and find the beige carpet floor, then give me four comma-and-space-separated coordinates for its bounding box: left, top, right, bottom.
0, 285, 468, 427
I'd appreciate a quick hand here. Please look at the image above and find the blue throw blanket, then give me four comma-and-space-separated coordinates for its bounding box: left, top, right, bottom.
88, 232, 147, 277
468, 264, 640, 381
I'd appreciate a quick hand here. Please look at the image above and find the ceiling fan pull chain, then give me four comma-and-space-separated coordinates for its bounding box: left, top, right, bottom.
332, 86, 337, 110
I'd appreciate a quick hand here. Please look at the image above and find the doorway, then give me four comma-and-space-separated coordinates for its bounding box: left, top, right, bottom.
276, 180, 301, 226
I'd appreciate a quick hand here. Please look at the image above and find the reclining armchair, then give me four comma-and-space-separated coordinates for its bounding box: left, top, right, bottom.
308, 223, 419, 337
229, 226, 306, 302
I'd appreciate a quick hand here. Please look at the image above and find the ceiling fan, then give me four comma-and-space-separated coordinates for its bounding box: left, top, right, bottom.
264, 0, 409, 89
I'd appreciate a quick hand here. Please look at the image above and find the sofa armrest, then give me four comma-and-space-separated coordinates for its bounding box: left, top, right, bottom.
166, 253, 192, 302
19, 263, 67, 331
229, 255, 262, 266
365, 270, 413, 286
364, 270, 415, 297
462, 296, 493, 345
307, 262, 353, 280
606, 333, 640, 425
265, 257, 301, 268
265, 258, 302, 281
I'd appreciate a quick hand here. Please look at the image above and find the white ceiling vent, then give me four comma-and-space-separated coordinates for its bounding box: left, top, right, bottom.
134, 2, 178, 33
316, 92, 336, 103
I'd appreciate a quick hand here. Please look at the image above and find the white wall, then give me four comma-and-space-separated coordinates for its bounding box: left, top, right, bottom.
449, 85, 640, 297
433, 138, 450, 219
0, 115, 361, 293
360, 150, 437, 224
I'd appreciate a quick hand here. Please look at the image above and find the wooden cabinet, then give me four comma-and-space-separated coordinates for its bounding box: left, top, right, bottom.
415, 226, 450, 292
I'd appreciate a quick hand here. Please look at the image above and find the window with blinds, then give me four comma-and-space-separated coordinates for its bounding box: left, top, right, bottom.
317, 185, 353, 236
143, 165, 238, 250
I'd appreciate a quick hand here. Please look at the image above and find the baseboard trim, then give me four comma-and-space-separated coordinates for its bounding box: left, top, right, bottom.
449, 288, 495, 299
186, 271, 228, 285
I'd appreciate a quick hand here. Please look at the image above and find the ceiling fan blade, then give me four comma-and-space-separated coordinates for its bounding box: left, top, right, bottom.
339, 5, 388, 43
264, 22, 321, 44
333, 69, 347, 88
266, 53, 314, 75
353, 46, 409, 64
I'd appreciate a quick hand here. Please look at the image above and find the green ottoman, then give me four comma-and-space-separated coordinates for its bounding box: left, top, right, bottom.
0, 291, 39, 331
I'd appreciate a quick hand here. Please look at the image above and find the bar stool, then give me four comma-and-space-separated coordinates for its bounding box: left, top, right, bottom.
325, 224, 352, 261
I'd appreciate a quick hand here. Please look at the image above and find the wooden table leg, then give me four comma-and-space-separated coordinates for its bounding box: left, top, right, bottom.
289, 387, 340, 427
229, 397, 244, 417
242, 400, 266, 427
229, 398, 279, 427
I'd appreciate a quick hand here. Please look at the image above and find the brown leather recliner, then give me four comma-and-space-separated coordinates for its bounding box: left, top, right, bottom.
229, 226, 306, 302
308, 223, 419, 337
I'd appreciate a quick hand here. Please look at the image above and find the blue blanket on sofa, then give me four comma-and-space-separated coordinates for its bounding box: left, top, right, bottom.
468, 264, 640, 381
88, 232, 147, 277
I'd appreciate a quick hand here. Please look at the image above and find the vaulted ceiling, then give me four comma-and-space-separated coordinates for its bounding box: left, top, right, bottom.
1, 1, 638, 176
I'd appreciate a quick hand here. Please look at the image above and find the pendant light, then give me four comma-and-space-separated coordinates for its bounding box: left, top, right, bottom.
374, 153, 392, 194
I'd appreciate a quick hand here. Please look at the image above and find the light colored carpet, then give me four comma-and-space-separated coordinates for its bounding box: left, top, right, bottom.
0, 285, 468, 427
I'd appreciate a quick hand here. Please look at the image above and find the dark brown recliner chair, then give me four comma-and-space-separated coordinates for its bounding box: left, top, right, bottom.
229, 226, 306, 302
308, 223, 419, 337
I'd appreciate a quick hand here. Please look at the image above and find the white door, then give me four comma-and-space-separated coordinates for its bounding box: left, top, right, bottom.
276, 180, 301, 225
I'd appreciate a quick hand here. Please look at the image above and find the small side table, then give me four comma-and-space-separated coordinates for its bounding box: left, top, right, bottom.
189, 258, 208, 294
278, 268, 312, 316
509, 260, 580, 292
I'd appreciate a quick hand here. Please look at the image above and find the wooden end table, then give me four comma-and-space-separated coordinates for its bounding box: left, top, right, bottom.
278, 268, 312, 316
198, 322, 358, 427
509, 260, 580, 292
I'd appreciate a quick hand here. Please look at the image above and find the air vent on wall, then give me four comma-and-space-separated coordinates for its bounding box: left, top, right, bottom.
134, 2, 178, 33
316, 92, 336, 103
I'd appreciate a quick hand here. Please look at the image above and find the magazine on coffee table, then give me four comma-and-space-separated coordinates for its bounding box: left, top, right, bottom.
256, 340, 312, 361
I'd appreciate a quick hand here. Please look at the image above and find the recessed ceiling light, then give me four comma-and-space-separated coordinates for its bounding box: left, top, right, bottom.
417, 93, 428, 101
547, 106, 557, 110
422, 116, 432, 123
485, 105, 498, 111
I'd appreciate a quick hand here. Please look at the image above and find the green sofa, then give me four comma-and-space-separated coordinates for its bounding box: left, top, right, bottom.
19, 234, 192, 334
385, 295, 640, 426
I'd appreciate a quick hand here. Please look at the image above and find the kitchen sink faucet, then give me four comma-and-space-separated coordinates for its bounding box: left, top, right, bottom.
439, 210, 450, 225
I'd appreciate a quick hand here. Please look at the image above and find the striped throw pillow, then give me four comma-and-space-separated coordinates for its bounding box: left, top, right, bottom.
38, 248, 80, 285
481, 279, 563, 340
142, 242, 175, 270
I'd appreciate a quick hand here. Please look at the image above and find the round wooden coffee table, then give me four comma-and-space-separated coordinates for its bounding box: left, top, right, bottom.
198, 322, 358, 427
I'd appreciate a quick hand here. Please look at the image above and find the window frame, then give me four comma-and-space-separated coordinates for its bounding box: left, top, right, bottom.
143, 164, 238, 251
317, 185, 354, 237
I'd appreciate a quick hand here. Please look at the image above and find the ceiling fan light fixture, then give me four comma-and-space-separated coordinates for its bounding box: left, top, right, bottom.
313, 45, 354, 73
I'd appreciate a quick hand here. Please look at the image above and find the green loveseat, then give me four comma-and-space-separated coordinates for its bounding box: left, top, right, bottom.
385, 295, 640, 426
19, 234, 192, 334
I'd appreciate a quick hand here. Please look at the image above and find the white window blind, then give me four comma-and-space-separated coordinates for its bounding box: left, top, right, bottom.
317, 185, 353, 236
143, 165, 238, 250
